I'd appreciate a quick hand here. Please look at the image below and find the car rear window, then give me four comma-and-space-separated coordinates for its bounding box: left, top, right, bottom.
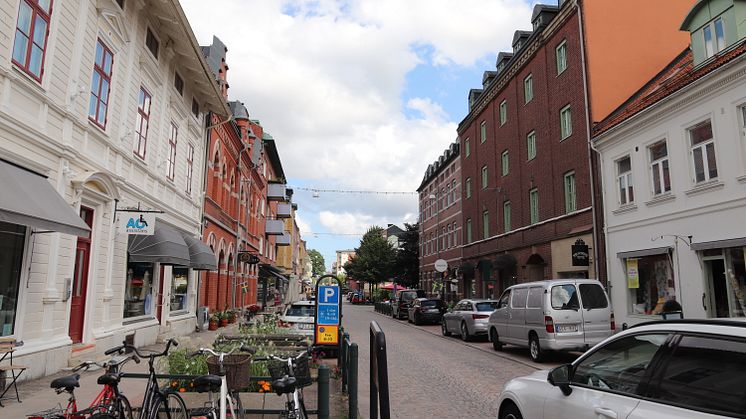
401, 291, 418, 301
551, 285, 579, 310
476, 302, 499, 311
285, 305, 314, 317
579, 283, 608, 309
422, 300, 443, 308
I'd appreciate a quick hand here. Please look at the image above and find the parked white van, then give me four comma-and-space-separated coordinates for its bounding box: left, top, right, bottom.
487, 279, 614, 362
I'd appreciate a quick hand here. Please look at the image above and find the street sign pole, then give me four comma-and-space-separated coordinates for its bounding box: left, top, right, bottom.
314, 274, 343, 347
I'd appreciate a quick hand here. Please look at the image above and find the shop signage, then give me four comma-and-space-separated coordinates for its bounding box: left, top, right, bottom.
121, 213, 156, 235
434, 259, 448, 272
238, 252, 260, 264
627, 259, 639, 288
572, 239, 590, 266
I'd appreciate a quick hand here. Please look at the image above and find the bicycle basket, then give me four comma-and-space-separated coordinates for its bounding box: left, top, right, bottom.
267, 353, 312, 388
206, 354, 252, 391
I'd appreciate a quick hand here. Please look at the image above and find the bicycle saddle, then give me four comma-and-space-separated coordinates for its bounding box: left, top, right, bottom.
97, 373, 120, 386
272, 376, 297, 395
192, 374, 222, 393
51, 374, 80, 391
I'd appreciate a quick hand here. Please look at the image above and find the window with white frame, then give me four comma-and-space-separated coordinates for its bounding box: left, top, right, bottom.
556, 40, 567, 74
529, 188, 539, 224
482, 210, 489, 239
649, 140, 671, 195
451, 180, 456, 202
481, 166, 488, 189
466, 177, 472, 199
503, 201, 511, 232
500, 100, 507, 125
441, 227, 446, 250
446, 183, 451, 206
560, 105, 572, 139
447, 224, 452, 248
501, 150, 509, 176
617, 156, 634, 205
465, 138, 470, 157
186, 143, 194, 195
134, 87, 151, 159
703, 17, 726, 59
166, 123, 177, 181
466, 218, 472, 244
527, 131, 536, 160
480, 121, 487, 143
524, 74, 533, 104
452, 222, 457, 246
689, 120, 718, 183
564, 171, 576, 213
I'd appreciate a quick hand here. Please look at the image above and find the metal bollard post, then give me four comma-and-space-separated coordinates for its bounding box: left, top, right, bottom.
349, 343, 358, 419
338, 327, 344, 369
341, 332, 350, 393
318, 365, 330, 419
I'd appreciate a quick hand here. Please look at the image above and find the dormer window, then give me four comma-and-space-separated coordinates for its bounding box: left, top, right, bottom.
703, 17, 725, 58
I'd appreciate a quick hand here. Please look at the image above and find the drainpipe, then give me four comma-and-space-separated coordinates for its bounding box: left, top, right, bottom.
234, 142, 250, 309
575, 0, 603, 284
197, 113, 212, 315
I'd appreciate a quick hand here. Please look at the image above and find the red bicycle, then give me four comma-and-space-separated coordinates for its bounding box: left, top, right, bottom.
27, 353, 139, 419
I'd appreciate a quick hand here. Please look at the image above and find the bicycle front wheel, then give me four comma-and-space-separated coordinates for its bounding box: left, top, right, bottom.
225, 391, 244, 419
117, 394, 134, 419
148, 392, 188, 419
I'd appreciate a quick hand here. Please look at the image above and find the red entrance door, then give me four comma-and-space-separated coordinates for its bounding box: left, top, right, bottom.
69, 207, 94, 344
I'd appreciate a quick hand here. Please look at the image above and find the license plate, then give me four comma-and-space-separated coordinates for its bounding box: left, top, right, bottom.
556, 324, 578, 333
298, 324, 313, 330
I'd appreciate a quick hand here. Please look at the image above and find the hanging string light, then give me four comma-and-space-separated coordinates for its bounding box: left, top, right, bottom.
290, 186, 417, 196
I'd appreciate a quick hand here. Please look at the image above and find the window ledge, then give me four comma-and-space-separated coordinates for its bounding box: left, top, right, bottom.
736, 174, 746, 184
685, 179, 724, 196
612, 203, 638, 215
645, 193, 676, 207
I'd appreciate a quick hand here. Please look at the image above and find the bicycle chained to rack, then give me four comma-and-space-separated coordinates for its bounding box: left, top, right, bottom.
252, 349, 312, 419
188, 345, 255, 419
27, 350, 140, 419
104, 338, 188, 419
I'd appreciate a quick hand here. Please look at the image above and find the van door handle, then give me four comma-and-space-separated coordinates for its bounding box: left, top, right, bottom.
702, 293, 707, 311
594, 407, 618, 418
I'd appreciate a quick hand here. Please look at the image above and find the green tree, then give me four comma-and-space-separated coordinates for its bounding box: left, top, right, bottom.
308, 249, 326, 276
344, 226, 396, 294
392, 222, 419, 288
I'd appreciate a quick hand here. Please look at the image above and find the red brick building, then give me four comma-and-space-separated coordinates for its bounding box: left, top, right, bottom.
417, 142, 463, 300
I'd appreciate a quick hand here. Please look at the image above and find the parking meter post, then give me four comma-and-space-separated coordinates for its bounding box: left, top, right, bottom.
349, 343, 359, 419
318, 365, 330, 419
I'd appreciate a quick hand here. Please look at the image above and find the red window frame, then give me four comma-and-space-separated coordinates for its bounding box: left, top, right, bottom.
134, 87, 151, 159
166, 123, 177, 181
12, 0, 53, 82
186, 143, 194, 194
88, 39, 114, 128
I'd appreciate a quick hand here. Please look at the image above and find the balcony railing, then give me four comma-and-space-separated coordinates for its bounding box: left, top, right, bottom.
267, 183, 287, 201
276, 232, 291, 246
265, 219, 284, 235
277, 203, 292, 218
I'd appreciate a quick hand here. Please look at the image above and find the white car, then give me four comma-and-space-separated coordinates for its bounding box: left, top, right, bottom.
279, 301, 315, 337
497, 320, 746, 419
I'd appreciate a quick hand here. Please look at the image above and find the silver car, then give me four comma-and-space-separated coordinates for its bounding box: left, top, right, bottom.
279, 300, 315, 337
441, 299, 499, 341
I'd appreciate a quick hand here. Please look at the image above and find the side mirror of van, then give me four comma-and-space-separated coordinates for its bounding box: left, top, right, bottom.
548, 364, 573, 396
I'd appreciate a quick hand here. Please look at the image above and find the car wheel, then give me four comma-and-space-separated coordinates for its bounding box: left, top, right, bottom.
490, 328, 503, 351
529, 333, 544, 363
414, 313, 421, 325
460, 322, 470, 342
441, 320, 450, 336
499, 401, 523, 419
407, 315, 413, 323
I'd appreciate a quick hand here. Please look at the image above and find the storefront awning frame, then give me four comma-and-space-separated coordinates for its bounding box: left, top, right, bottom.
616, 246, 671, 259
127, 222, 191, 266
180, 233, 218, 270
691, 237, 746, 251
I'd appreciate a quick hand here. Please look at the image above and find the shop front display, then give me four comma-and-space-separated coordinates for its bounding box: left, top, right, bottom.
0, 222, 25, 337
124, 261, 155, 318
625, 253, 676, 316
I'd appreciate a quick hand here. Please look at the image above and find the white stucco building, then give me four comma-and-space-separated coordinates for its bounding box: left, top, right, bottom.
0, 0, 225, 379
594, 1, 746, 327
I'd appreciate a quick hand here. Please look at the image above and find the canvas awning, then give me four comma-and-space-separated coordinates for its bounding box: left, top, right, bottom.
0, 159, 90, 237
259, 264, 288, 283
691, 237, 746, 251
128, 223, 190, 265
616, 246, 671, 259
180, 233, 217, 270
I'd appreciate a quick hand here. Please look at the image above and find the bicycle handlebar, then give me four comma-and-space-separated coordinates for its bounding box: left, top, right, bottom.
189, 345, 255, 358
104, 338, 178, 359
252, 351, 306, 363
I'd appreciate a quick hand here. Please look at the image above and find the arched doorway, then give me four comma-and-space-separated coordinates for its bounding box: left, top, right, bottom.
525, 254, 546, 281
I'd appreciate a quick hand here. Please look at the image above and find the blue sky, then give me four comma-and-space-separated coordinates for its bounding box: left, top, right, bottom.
181, 0, 538, 270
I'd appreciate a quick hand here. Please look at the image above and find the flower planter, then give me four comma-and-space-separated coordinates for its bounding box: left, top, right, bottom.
219, 319, 229, 327
208, 320, 218, 331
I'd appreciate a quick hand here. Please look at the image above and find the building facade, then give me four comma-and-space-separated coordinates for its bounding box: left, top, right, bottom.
418, 142, 463, 299
0, 0, 225, 378
594, 0, 746, 326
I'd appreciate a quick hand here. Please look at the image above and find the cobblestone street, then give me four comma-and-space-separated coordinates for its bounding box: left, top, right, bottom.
341, 302, 578, 418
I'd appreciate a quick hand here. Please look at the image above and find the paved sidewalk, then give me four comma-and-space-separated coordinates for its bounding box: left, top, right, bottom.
2, 323, 345, 418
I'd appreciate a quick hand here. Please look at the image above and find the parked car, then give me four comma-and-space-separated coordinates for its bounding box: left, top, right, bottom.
279, 300, 315, 337
407, 298, 446, 325
391, 289, 426, 319
487, 279, 614, 362
442, 299, 499, 341
497, 319, 746, 419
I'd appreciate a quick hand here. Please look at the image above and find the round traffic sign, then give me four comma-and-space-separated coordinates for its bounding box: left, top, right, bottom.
434, 259, 448, 272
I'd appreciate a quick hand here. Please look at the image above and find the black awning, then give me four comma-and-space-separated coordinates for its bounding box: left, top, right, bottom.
128, 222, 190, 265
0, 159, 90, 236
494, 253, 517, 270
180, 233, 217, 270
259, 264, 289, 283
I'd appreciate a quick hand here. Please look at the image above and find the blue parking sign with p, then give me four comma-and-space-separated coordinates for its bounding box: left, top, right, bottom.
318, 286, 339, 304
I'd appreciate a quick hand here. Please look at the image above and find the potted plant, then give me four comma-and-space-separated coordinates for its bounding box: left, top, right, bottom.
208, 315, 219, 331
218, 311, 229, 327
227, 309, 237, 324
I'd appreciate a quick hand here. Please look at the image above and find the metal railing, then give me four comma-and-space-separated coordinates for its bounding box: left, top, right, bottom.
338, 328, 358, 419
369, 321, 390, 419
373, 302, 392, 316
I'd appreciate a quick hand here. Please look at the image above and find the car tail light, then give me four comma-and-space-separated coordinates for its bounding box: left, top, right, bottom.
545, 316, 555, 333
472, 314, 489, 320
610, 313, 616, 331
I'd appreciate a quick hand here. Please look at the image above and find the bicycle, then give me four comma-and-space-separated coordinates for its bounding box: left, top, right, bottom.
27, 352, 139, 419
188, 345, 254, 419
105, 338, 187, 419
253, 350, 312, 419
